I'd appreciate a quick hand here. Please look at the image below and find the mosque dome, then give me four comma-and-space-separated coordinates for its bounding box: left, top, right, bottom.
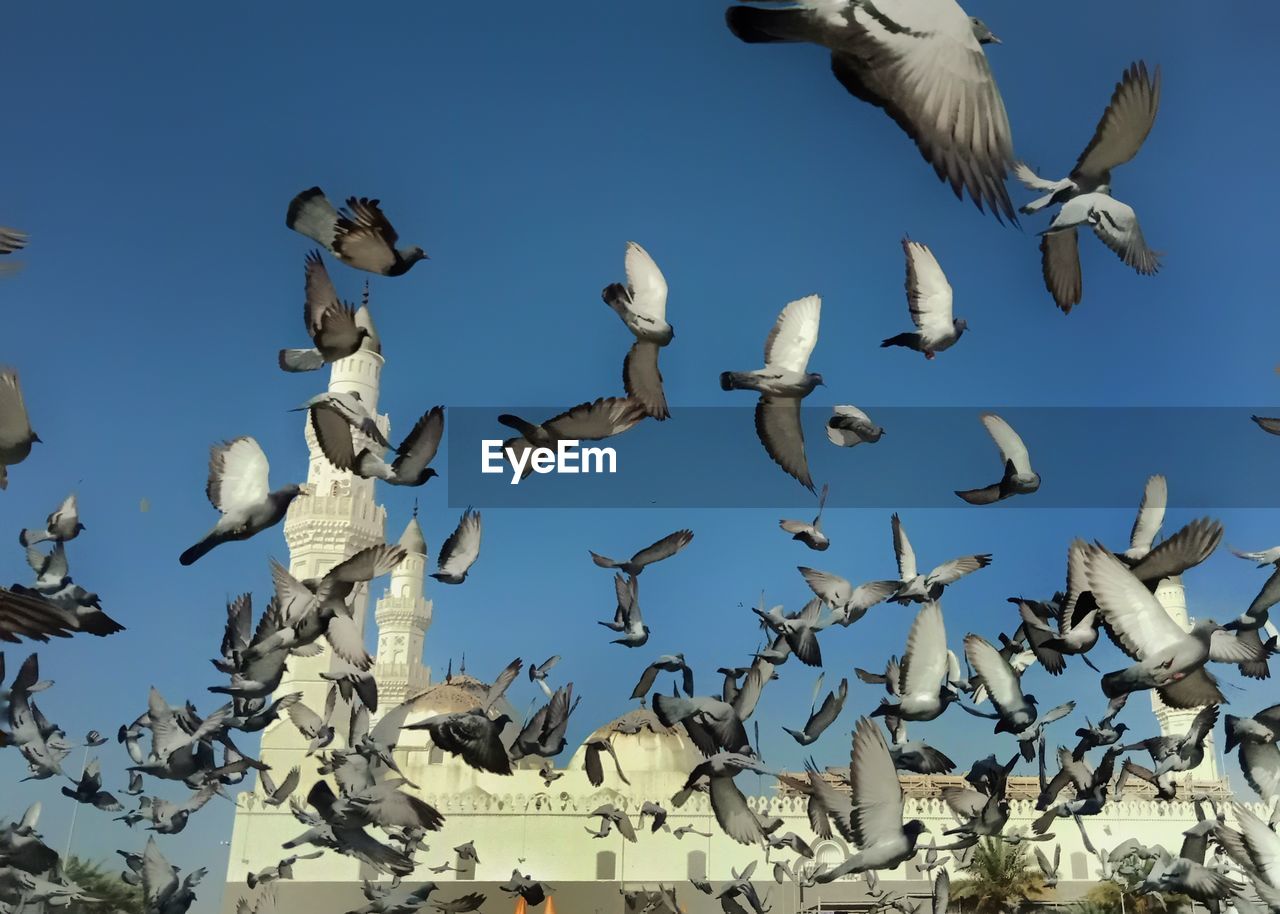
567, 707, 703, 775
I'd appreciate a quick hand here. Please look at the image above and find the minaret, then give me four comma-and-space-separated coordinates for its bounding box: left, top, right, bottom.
374, 504, 433, 706
1150, 575, 1221, 782
260, 299, 389, 757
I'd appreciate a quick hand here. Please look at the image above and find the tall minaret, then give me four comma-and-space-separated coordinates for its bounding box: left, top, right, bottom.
1151, 575, 1221, 782
260, 298, 389, 758
373, 505, 433, 707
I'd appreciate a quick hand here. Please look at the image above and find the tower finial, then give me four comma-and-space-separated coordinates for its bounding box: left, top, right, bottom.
362, 279, 370, 309
412, 498, 419, 519
460, 652, 466, 675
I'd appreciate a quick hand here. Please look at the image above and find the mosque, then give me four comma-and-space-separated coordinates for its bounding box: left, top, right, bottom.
220, 312, 1262, 914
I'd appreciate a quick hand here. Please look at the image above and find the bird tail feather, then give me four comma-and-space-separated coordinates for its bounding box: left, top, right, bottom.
279, 348, 325, 372
285, 187, 339, 249
880, 333, 916, 350
179, 536, 219, 566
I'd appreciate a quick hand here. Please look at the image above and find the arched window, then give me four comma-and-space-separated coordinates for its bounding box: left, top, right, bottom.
1071, 852, 1088, 879
454, 852, 476, 881
908, 860, 924, 880
687, 850, 706, 881
596, 851, 616, 880
429, 745, 444, 765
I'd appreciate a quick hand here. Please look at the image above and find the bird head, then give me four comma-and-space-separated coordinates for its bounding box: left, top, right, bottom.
809, 372, 826, 388
423, 468, 440, 481
904, 820, 929, 841
969, 18, 1001, 44
403, 246, 430, 264
955, 318, 969, 333
1024, 693, 1039, 707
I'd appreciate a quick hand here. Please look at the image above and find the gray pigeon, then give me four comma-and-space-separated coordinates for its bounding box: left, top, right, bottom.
1223, 704, 1280, 801
867, 602, 958, 722
591, 529, 694, 577
826, 405, 884, 447
297, 390, 390, 472
784, 677, 847, 745
721, 294, 824, 492
0, 367, 38, 490
1016, 62, 1162, 312
630, 654, 694, 699
432, 507, 482, 585
403, 709, 512, 775
604, 241, 673, 421
19, 493, 84, 546
599, 574, 648, 647
955, 414, 1040, 504
498, 397, 646, 480
61, 757, 123, 811
797, 566, 900, 626
724, 1, 1015, 221
780, 484, 830, 550
355, 406, 444, 487
961, 633, 1039, 733
179, 438, 308, 565
278, 252, 369, 371
881, 240, 967, 359
286, 188, 427, 276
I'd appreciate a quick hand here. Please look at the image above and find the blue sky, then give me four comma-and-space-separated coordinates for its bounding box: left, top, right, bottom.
2, 1, 1279, 907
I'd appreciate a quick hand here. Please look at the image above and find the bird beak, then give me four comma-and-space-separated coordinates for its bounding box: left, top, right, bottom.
988, 34, 1002, 44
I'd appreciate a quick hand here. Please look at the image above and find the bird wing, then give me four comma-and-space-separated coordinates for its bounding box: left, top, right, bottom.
808, 679, 847, 735
436, 509, 482, 578
755, 396, 814, 492
900, 602, 948, 702
798, 567, 850, 607
623, 340, 669, 421
325, 612, 372, 669
302, 251, 341, 334
932, 869, 950, 914
1072, 61, 1161, 182
1157, 669, 1225, 710
1088, 197, 1160, 275
763, 295, 821, 373
708, 774, 765, 846
1085, 546, 1189, 660
140, 838, 178, 907
928, 555, 991, 587
1209, 630, 1269, 664
1232, 804, 1280, 886
1240, 740, 1280, 801
1039, 230, 1082, 314
0, 368, 33, 453
831, 1, 1015, 220
964, 633, 1026, 720
311, 404, 357, 471
622, 241, 667, 321
287, 700, 326, 738
1012, 162, 1063, 193
980, 414, 1032, 475
485, 658, 523, 710
848, 716, 905, 848
891, 513, 917, 580
206, 437, 271, 514
543, 397, 645, 441
391, 407, 445, 476
327, 543, 408, 586
1128, 475, 1167, 557
631, 529, 695, 568
334, 198, 398, 273
1128, 518, 1223, 583
902, 239, 954, 335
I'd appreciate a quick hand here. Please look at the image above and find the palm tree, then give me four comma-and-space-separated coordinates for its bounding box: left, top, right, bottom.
950, 839, 1047, 914
1084, 863, 1188, 914
62, 856, 145, 914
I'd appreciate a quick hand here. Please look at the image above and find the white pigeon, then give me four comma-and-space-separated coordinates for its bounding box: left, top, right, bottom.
1040, 192, 1160, 290
797, 566, 900, 626
603, 241, 672, 421
890, 513, 991, 603
1016, 62, 1161, 312
432, 508, 482, 585
868, 601, 958, 722
881, 240, 967, 360
812, 717, 929, 881
962, 633, 1038, 733
19, 493, 85, 546
826, 405, 883, 447
1123, 474, 1167, 563
179, 438, 309, 566
0, 367, 38, 490
724, 0, 1016, 221
955, 413, 1040, 505
721, 294, 824, 492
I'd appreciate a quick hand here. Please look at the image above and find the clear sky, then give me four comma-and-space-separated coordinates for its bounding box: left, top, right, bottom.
2, 2, 1279, 909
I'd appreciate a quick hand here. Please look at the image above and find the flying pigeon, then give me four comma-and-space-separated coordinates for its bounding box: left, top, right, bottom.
724, 0, 1015, 221
1016, 62, 1162, 312
955, 414, 1040, 504
826, 405, 883, 448
403, 709, 512, 775
179, 438, 308, 566
890, 513, 991, 603
582, 736, 630, 788
286, 188, 427, 276
283, 781, 416, 875
784, 677, 847, 745
961, 633, 1038, 733
19, 494, 85, 547
797, 566, 900, 626
780, 484, 830, 550
0, 226, 28, 256
354, 406, 444, 487
1038, 192, 1160, 294
590, 529, 694, 576
1123, 475, 1167, 563
1224, 705, 1280, 801
630, 654, 694, 699
1252, 416, 1280, 437
61, 757, 123, 811
139, 836, 206, 914
721, 294, 824, 491
0, 367, 38, 490
598, 573, 648, 647
813, 717, 928, 881
867, 602, 958, 722
297, 390, 390, 472
278, 252, 370, 371
604, 241, 673, 420
679, 752, 774, 846
498, 397, 646, 479
431, 508, 482, 584
881, 239, 967, 359
527, 655, 561, 698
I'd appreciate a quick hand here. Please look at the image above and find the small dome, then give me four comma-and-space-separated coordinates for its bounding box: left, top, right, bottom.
404, 672, 518, 723
567, 708, 703, 775
398, 515, 427, 556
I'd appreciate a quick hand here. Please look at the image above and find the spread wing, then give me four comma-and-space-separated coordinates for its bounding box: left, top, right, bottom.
891, 513, 917, 580
964, 634, 1025, 720
1039, 230, 1082, 314
543, 397, 645, 440
303, 251, 341, 334
1089, 197, 1160, 275
1073, 61, 1162, 182
623, 341, 669, 421
622, 241, 667, 321
902, 239, 954, 335
763, 295, 821, 373
1128, 518, 1223, 584
980, 413, 1032, 475
632, 529, 694, 568
1085, 546, 1189, 661
755, 397, 814, 492
391, 407, 445, 476
899, 602, 947, 701
311, 404, 357, 471
848, 716, 905, 848
436, 509, 482, 578
831, 0, 1016, 221
1129, 474, 1167, 556
206, 437, 270, 514
334, 198, 398, 273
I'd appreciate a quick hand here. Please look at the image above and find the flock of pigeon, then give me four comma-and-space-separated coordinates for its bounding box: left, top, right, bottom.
3, 2, 1280, 914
